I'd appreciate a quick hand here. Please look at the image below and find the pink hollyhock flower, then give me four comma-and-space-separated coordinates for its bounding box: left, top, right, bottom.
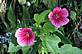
15, 28, 35, 46
48, 7, 69, 28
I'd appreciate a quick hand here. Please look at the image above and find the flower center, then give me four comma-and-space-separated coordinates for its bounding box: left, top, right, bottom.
26, 32, 30, 37
55, 14, 59, 19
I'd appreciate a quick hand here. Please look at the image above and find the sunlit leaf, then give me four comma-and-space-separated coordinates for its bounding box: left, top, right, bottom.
34, 10, 51, 25
8, 42, 21, 52
59, 44, 82, 54
45, 35, 61, 54
70, 11, 76, 20
0, 0, 2, 3
43, 22, 55, 33
22, 46, 30, 54
18, 0, 26, 4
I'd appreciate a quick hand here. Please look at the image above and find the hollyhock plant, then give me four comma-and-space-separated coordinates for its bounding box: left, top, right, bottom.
48, 7, 69, 28
15, 28, 35, 46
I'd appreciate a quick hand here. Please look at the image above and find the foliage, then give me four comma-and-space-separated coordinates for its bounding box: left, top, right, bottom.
0, 0, 82, 54
59, 44, 82, 54
8, 42, 21, 52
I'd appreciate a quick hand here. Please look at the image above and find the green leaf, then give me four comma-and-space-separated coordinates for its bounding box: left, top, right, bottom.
8, 5, 16, 25
22, 6, 29, 18
38, 46, 48, 54
59, 44, 82, 54
8, 42, 21, 52
18, 0, 26, 4
22, 6, 30, 27
22, 46, 30, 54
34, 10, 51, 25
70, 11, 76, 20
7, 4, 16, 31
43, 0, 57, 9
28, 38, 41, 54
34, 14, 39, 24
31, 0, 37, 4
54, 30, 72, 44
43, 22, 55, 33
45, 35, 61, 54
76, 31, 82, 37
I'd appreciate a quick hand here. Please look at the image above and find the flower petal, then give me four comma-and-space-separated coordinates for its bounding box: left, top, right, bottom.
48, 7, 69, 28
15, 28, 35, 46
17, 37, 27, 46
53, 7, 61, 14
52, 20, 61, 28
17, 36, 34, 46
59, 8, 68, 17
15, 28, 23, 38
48, 12, 54, 19
60, 17, 69, 26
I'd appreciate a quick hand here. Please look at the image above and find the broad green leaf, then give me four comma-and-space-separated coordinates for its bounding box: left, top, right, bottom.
70, 11, 76, 20
18, 0, 26, 4
34, 10, 51, 25
22, 46, 30, 54
8, 42, 21, 52
43, 22, 55, 33
45, 35, 61, 54
59, 44, 82, 54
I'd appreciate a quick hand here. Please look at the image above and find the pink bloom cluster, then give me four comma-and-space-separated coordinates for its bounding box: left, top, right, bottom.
15, 7, 70, 46
48, 7, 69, 28
15, 28, 35, 46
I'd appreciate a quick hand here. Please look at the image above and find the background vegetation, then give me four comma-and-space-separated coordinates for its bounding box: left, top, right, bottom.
0, 0, 82, 54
